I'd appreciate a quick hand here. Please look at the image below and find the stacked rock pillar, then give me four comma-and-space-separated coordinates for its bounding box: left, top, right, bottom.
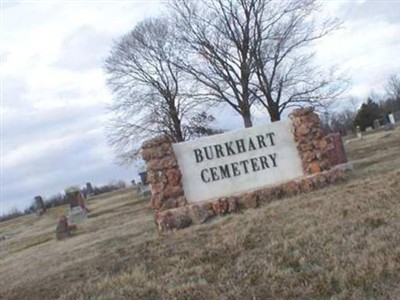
141, 136, 187, 212
290, 107, 331, 174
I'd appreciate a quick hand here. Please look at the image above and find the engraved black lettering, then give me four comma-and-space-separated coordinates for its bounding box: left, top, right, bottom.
256, 135, 267, 148
225, 141, 236, 156
236, 139, 246, 153
259, 156, 270, 169
248, 137, 257, 151
203, 146, 214, 160
269, 153, 277, 167
250, 157, 260, 171
219, 165, 231, 179
210, 167, 220, 181
200, 169, 210, 182
239, 160, 250, 174
214, 144, 225, 158
194, 149, 204, 163
266, 132, 276, 146
231, 162, 241, 176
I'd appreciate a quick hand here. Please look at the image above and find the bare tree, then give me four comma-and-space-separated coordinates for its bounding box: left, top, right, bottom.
252, 0, 347, 121
385, 74, 400, 101
170, 0, 347, 125
170, 0, 265, 127
104, 18, 215, 164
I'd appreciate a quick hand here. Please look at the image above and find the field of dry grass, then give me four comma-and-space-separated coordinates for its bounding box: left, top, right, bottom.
1, 127, 399, 300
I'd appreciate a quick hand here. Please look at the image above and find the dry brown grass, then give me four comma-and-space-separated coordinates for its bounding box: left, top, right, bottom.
1, 127, 399, 300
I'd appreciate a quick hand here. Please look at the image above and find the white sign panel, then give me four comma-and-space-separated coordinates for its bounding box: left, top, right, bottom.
172, 120, 304, 203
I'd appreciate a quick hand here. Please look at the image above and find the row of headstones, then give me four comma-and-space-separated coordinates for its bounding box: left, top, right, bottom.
365, 113, 397, 133
56, 175, 148, 240
56, 187, 90, 240
35, 182, 94, 216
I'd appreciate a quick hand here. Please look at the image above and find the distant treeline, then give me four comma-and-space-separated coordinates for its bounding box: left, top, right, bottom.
0, 180, 127, 222
323, 95, 400, 135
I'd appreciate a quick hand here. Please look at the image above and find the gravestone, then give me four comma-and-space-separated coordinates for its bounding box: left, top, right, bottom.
356, 126, 362, 139
34, 195, 46, 216
366, 127, 373, 132
137, 182, 151, 197
55, 215, 71, 240
373, 119, 380, 130
66, 188, 87, 212
86, 182, 94, 198
139, 171, 148, 185
388, 113, 395, 124
324, 133, 348, 167
141, 107, 348, 231
68, 207, 88, 225
131, 179, 136, 186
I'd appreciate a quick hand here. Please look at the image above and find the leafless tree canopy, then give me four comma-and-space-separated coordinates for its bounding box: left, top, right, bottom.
104, 18, 216, 164
170, 0, 347, 123
170, 0, 265, 127
385, 74, 400, 101
251, 0, 347, 121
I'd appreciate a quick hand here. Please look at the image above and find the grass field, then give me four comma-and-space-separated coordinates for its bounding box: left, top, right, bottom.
1, 128, 399, 300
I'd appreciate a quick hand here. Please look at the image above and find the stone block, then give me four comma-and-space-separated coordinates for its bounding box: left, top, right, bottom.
227, 196, 238, 212
166, 168, 182, 186
151, 193, 164, 210
188, 203, 215, 224
238, 193, 258, 209
161, 198, 178, 210
299, 178, 313, 193
309, 162, 321, 174
324, 133, 348, 167
164, 185, 184, 198
155, 209, 192, 231
211, 199, 229, 214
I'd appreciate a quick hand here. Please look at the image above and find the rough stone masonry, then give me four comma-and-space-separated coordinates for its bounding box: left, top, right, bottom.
141, 107, 348, 232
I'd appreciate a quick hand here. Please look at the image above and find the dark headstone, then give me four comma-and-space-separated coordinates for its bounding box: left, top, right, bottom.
131, 179, 136, 186
324, 133, 348, 167
86, 182, 94, 197
55, 215, 71, 240
66, 190, 79, 209
373, 119, 381, 130
139, 172, 148, 185
66, 188, 87, 211
34, 196, 46, 216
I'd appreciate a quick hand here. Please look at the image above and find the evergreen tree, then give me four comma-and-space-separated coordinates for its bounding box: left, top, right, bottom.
354, 98, 382, 131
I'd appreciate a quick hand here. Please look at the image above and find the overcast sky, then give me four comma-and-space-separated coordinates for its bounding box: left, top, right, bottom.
1, 0, 399, 214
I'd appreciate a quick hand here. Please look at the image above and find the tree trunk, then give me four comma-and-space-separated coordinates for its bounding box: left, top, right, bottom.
268, 103, 281, 122
169, 105, 184, 142
242, 110, 253, 128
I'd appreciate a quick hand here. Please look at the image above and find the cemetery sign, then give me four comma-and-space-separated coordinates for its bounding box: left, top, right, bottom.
141, 107, 348, 232
172, 120, 303, 203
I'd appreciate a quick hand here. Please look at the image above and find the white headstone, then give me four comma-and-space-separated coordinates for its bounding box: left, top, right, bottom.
68, 207, 88, 225
172, 120, 303, 203
388, 114, 395, 124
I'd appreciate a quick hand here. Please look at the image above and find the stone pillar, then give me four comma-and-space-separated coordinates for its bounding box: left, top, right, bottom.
290, 107, 331, 175
34, 195, 46, 216
141, 136, 187, 212
324, 133, 348, 167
